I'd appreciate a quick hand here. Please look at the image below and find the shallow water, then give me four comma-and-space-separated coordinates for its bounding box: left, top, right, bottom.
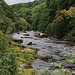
10, 31, 75, 74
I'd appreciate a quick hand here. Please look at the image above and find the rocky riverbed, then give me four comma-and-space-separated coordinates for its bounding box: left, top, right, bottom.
9, 31, 75, 74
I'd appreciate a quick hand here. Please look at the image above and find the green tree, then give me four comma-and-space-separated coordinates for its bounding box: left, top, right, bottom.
46, 0, 57, 22
15, 18, 31, 32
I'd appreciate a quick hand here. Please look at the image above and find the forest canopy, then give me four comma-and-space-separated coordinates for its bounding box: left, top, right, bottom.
0, 0, 75, 39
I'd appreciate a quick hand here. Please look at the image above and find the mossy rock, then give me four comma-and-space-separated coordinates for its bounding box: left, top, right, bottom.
13, 39, 23, 43
17, 44, 26, 49
23, 34, 30, 36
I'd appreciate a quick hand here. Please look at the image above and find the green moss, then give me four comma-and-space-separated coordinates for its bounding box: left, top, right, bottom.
17, 68, 36, 75
11, 44, 39, 75
17, 59, 26, 67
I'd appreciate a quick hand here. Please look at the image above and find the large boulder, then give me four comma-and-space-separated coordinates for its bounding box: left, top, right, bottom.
27, 42, 37, 45
39, 33, 47, 38
34, 32, 47, 38
27, 42, 32, 45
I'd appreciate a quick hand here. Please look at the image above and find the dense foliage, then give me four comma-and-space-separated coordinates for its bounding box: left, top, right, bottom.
0, 0, 31, 33
45, 0, 75, 40
12, 0, 75, 40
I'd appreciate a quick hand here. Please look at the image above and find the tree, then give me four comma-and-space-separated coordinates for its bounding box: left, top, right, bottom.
46, 0, 57, 22
2, 0, 14, 20
15, 18, 31, 32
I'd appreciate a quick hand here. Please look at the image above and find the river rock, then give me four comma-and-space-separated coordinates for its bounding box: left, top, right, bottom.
23, 34, 30, 36
13, 39, 23, 43
34, 32, 47, 38
27, 42, 37, 45
27, 42, 32, 45
39, 33, 47, 38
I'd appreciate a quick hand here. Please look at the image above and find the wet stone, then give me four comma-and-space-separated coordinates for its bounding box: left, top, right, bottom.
23, 34, 30, 36
27, 42, 32, 45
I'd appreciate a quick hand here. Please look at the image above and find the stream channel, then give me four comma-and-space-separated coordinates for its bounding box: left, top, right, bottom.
10, 31, 75, 74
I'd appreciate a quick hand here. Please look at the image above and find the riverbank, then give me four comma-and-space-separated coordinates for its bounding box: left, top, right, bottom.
9, 37, 40, 75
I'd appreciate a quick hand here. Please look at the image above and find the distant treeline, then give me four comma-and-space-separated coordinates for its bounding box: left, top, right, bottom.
0, 0, 75, 41
12, 0, 75, 41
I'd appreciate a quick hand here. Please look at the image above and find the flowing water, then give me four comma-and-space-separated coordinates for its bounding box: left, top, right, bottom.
10, 31, 75, 74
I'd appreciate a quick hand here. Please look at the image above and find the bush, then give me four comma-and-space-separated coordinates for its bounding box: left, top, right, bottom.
0, 31, 17, 75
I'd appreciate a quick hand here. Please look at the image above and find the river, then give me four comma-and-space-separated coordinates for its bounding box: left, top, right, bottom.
10, 31, 75, 74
